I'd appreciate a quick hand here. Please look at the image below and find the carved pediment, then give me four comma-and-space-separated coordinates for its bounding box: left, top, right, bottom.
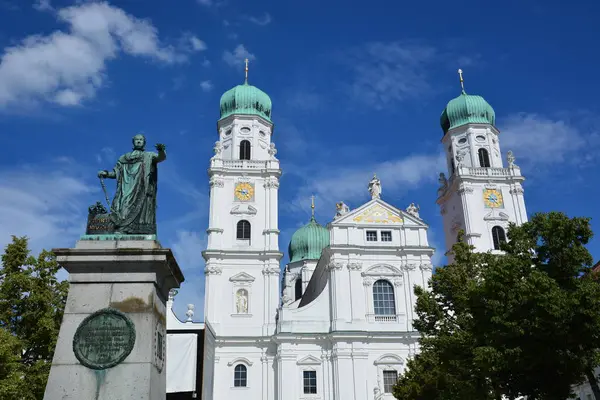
352, 204, 403, 224
362, 264, 401, 277
483, 210, 510, 221
227, 357, 253, 366
374, 354, 404, 366
297, 355, 321, 365
230, 205, 258, 216
229, 272, 256, 282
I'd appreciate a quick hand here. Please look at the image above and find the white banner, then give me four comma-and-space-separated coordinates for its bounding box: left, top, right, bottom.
166, 333, 198, 393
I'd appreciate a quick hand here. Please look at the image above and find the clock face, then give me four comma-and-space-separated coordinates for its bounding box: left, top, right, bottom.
234, 182, 254, 201
483, 189, 503, 208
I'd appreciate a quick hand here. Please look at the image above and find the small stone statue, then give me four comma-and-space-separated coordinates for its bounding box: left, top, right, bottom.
507, 150, 517, 168
97, 134, 166, 235
335, 201, 350, 219
406, 203, 420, 218
186, 304, 195, 322
212, 141, 222, 158
268, 142, 277, 158
455, 150, 464, 166
236, 289, 248, 313
368, 174, 382, 199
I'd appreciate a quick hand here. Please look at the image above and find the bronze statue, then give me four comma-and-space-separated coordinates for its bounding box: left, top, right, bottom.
93, 134, 166, 235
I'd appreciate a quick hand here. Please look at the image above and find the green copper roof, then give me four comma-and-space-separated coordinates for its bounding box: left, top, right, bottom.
288, 216, 330, 263
219, 81, 272, 122
440, 91, 495, 134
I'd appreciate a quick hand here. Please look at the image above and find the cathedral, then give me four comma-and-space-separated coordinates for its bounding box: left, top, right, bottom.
165, 67, 529, 400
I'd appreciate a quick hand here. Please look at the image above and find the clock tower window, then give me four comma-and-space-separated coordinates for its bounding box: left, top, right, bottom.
240, 140, 251, 160
491, 226, 506, 250
478, 148, 491, 168
236, 220, 251, 240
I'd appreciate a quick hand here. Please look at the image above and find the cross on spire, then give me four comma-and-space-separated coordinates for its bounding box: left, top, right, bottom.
244, 58, 249, 83
458, 68, 465, 93
311, 195, 315, 220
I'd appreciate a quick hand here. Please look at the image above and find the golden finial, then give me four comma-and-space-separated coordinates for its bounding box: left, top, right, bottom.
311, 195, 315, 219
458, 68, 465, 92
244, 58, 249, 83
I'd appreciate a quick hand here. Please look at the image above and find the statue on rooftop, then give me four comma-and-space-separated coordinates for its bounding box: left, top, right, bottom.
368, 174, 382, 199
95, 134, 166, 235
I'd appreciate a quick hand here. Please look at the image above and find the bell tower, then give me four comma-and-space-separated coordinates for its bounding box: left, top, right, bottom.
202, 60, 282, 336
436, 70, 528, 260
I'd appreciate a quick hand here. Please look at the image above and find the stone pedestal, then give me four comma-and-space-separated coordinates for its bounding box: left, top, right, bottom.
44, 239, 184, 400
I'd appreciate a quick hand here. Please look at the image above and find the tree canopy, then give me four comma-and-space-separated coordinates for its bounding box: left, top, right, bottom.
0, 236, 68, 400
393, 212, 600, 400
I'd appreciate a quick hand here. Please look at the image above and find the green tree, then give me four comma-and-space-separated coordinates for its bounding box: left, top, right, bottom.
0, 236, 68, 400
394, 212, 600, 400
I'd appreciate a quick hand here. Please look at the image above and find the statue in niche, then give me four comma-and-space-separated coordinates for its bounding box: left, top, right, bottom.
95, 134, 166, 235
236, 289, 248, 313
368, 174, 382, 199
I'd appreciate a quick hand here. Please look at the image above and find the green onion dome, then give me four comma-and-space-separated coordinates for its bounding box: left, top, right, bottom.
219, 81, 272, 122
440, 90, 495, 134
288, 216, 330, 263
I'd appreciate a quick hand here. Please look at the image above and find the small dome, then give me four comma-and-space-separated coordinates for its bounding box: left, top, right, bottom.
288, 216, 330, 263
440, 91, 495, 134
219, 81, 272, 122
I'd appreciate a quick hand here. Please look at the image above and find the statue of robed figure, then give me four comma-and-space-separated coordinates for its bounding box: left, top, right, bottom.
90, 134, 166, 235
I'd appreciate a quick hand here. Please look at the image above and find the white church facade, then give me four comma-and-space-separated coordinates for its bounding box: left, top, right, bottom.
165, 68, 529, 400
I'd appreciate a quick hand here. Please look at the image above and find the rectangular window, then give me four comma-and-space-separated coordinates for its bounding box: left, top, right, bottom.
381, 231, 392, 242
383, 370, 398, 393
303, 370, 317, 394
366, 231, 378, 241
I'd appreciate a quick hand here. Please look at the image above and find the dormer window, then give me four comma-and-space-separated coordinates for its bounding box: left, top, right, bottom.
366, 231, 378, 241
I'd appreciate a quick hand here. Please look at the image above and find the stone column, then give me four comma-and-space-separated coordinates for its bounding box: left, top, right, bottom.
43, 239, 184, 400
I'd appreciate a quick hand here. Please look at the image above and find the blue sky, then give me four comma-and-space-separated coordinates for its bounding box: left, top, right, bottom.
1, 0, 599, 321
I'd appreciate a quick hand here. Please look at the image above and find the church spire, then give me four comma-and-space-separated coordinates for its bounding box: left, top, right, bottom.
310, 195, 316, 221
458, 68, 465, 93
244, 58, 249, 84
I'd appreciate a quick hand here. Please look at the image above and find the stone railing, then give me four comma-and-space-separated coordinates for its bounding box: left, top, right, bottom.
367, 314, 398, 323
211, 159, 277, 169
459, 166, 522, 178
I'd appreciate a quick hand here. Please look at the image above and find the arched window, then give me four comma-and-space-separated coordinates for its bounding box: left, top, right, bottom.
295, 278, 302, 301
240, 140, 251, 160
234, 364, 247, 387
478, 148, 491, 168
373, 280, 396, 316
491, 226, 507, 250
236, 220, 251, 240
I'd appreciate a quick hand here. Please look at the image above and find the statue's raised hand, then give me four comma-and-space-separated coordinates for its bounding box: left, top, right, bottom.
97, 170, 108, 178
155, 143, 166, 152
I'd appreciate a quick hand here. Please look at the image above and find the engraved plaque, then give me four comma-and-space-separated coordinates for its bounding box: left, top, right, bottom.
73, 308, 136, 370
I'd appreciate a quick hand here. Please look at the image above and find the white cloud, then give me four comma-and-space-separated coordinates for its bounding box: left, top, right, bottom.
189, 36, 207, 51
200, 80, 213, 92
500, 113, 588, 164
0, 161, 96, 255
245, 13, 272, 26
222, 44, 255, 67
33, 0, 53, 12
0, 2, 185, 109
287, 153, 445, 216
344, 42, 436, 109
